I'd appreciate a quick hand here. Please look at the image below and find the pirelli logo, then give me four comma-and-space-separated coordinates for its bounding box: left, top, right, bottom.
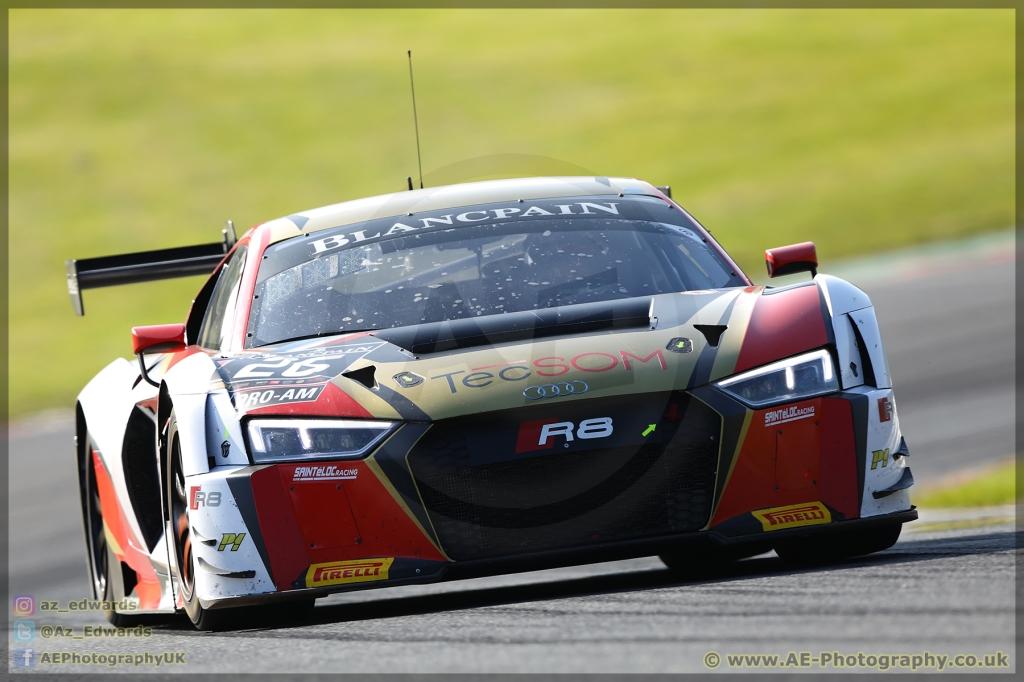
305, 558, 394, 588
751, 502, 831, 532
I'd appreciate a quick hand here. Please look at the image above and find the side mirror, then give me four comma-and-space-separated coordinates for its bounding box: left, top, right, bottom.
132, 323, 186, 354
765, 242, 818, 278
131, 324, 186, 386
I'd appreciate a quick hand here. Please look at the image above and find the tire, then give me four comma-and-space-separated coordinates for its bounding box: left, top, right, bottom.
773, 523, 903, 567
660, 542, 773, 577
165, 409, 315, 631
82, 431, 155, 627
165, 410, 221, 629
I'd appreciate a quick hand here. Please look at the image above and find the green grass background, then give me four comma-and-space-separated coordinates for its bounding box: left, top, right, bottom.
914, 461, 1018, 508
8, 9, 1014, 417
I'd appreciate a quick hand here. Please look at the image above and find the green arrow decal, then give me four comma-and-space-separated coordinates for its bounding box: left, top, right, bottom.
642, 424, 656, 437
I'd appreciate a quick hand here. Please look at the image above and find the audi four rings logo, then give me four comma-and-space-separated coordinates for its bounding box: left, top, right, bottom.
523, 381, 589, 400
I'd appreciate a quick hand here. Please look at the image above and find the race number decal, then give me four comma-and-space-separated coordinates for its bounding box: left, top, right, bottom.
216, 343, 384, 411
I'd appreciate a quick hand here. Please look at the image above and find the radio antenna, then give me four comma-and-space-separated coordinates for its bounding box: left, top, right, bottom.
407, 50, 424, 189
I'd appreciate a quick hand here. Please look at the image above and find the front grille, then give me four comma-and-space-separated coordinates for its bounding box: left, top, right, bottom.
407, 393, 721, 561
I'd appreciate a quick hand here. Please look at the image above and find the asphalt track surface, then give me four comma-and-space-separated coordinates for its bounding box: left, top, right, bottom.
6, 232, 1016, 673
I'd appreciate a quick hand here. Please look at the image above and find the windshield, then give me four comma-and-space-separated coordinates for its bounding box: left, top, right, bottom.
248, 200, 744, 347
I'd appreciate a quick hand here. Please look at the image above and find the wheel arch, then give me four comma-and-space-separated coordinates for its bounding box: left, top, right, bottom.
158, 350, 222, 480
76, 357, 147, 575
74, 401, 97, 597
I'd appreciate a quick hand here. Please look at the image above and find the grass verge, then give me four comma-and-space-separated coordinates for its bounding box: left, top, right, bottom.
913, 460, 1018, 508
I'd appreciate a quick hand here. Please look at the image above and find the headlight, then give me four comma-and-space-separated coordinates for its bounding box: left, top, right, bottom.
245, 418, 397, 463
714, 349, 838, 408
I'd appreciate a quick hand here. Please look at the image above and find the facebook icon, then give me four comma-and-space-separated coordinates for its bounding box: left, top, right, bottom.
13, 647, 35, 668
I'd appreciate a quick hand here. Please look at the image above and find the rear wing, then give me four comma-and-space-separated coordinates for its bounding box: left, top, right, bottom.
66, 222, 237, 315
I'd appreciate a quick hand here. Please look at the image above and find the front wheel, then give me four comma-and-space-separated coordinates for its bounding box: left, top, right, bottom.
773, 523, 903, 567
165, 410, 221, 629
164, 410, 314, 631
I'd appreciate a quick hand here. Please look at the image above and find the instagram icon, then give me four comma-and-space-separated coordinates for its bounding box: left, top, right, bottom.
13, 595, 35, 616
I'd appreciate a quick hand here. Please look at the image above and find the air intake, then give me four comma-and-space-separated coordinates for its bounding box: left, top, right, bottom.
693, 324, 727, 347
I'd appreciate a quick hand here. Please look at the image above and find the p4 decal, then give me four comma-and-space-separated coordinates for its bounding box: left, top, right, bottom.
218, 533, 246, 551
752, 502, 831, 531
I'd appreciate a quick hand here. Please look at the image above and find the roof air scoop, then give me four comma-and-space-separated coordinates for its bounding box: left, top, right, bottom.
693, 324, 727, 347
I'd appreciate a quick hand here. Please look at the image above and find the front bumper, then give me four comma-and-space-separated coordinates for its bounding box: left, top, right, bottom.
199, 507, 918, 610
186, 383, 913, 608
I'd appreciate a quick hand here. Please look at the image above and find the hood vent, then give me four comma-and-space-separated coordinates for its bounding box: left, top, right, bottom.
342, 365, 377, 390
693, 324, 727, 347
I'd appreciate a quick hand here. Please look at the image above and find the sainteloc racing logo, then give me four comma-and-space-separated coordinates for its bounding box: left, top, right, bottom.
764, 404, 815, 427
292, 465, 359, 482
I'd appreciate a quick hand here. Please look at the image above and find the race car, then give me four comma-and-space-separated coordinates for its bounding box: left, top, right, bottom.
67, 176, 915, 630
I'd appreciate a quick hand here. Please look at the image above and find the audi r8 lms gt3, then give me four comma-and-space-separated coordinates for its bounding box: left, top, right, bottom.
67, 176, 915, 630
